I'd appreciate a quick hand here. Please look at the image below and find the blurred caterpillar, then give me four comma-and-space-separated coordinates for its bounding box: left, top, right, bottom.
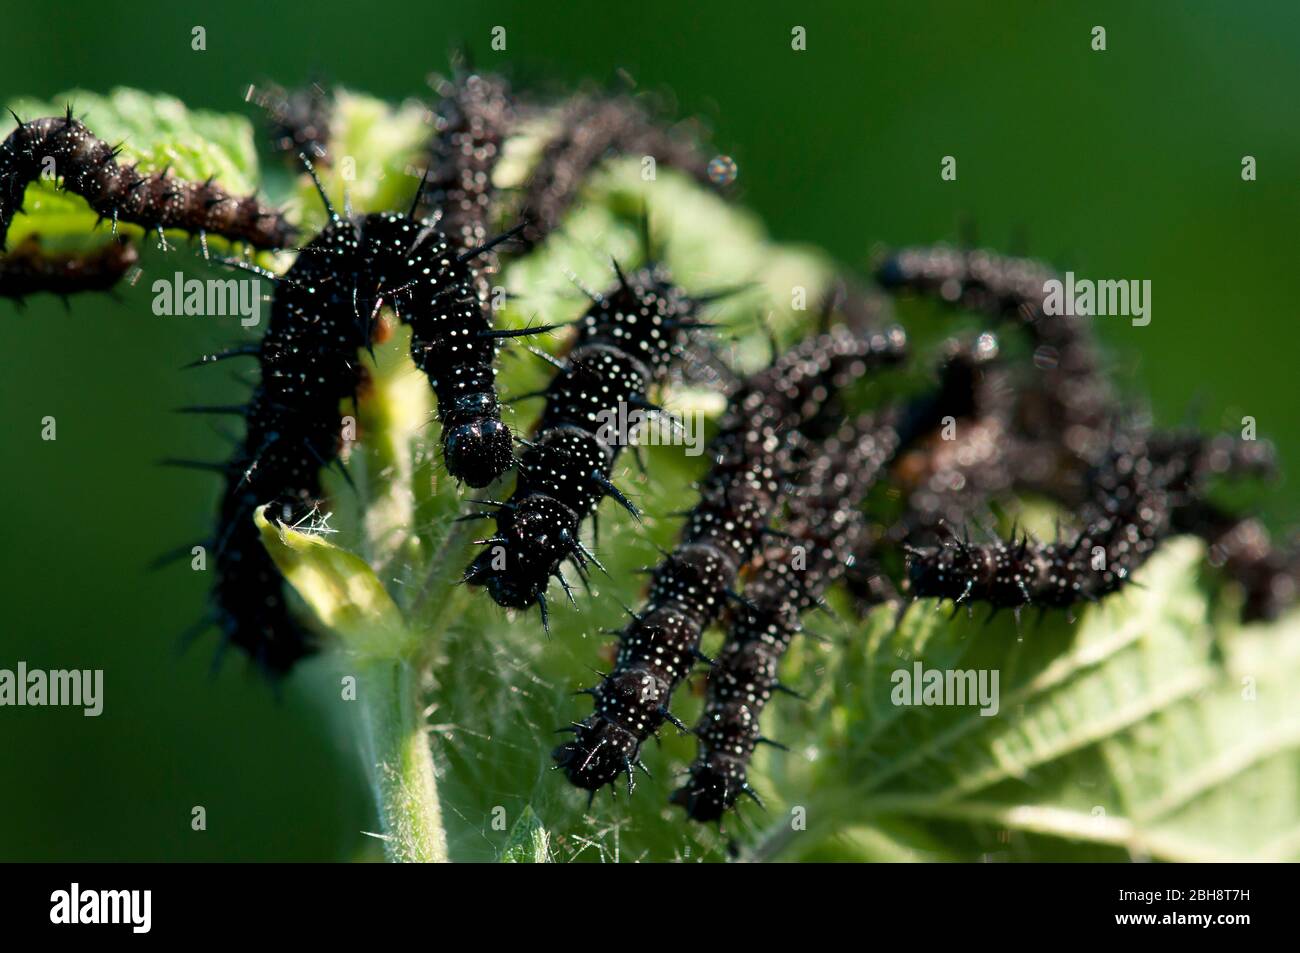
0, 235, 138, 301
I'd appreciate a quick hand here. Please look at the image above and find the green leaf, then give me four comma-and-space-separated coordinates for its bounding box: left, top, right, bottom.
4, 88, 264, 252
749, 538, 1300, 862
500, 806, 550, 863
253, 506, 416, 661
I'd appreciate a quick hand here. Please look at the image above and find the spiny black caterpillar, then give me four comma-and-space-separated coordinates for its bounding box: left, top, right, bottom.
1, 107, 295, 252
901, 406, 1280, 621
247, 81, 334, 167
516, 91, 719, 247
872, 245, 1294, 626
182, 163, 520, 673
673, 414, 899, 821
416, 63, 514, 267
553, 326, 908, 795
462, 250, 712, 629
673, 335, 1009, 821
904, 427, 1175, 617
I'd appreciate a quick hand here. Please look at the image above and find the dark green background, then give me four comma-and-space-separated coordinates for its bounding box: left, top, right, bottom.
1, 1, 1295, 860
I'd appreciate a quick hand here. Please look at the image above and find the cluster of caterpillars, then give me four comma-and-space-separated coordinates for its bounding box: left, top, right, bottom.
3, 70, 1294, 830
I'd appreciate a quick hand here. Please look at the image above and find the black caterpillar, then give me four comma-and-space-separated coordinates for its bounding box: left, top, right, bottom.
901, 424, 1283, 620
673, 335, 1021, 820
673, 414, 899, 821
196, 199, 376, 672
516, 93, 717, 247
834, 311, 1290, 629
923, 427, 1280, 617
462, 258, 707, 627
1, 108, 295, 251
248, 82, 334, 166
416, 65, 514, 267
553, 325, 908, 794
868, 246, 1296, 629
0, 234, 138, 301
1175, 501, 1300, 622
188, 164, 518, 672
902, 425, 1206, 617
876, 244, 1115, 476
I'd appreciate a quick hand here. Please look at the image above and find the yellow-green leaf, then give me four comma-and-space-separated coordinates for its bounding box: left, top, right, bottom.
254, 506, 416, 661
500, 806, 550, 863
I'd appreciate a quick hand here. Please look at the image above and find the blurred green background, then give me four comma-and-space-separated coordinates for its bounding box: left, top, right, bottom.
1, 0, 1296, 860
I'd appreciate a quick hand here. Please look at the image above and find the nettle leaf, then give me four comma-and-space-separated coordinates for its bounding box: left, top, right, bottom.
254, 506, 416, 661
752, 538, 1300, 862
500, 806, 550, 863
3, 87, 262, 252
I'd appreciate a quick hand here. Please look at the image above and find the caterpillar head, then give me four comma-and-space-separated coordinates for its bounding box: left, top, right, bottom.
443, 415, 515, 488
463, 496, 581, 608
670, 763, 743, 823
552, 711, 641, 793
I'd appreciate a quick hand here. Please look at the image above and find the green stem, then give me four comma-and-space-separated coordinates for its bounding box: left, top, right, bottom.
356, 658, 448, 862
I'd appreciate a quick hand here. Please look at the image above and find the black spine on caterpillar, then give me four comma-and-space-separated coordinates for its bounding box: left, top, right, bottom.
516, 94, 716, 247
462, 262, 704, 620
875, 245, 1115, 467
416, 67, 514, 267
553, 325, 908, 795
0, 235, 138, 301
904, 427, 1175, 616
1, 109, 294, 251
672, 415, 900, 822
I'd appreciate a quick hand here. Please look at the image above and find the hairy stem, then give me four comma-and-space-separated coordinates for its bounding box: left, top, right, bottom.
356, 658, 448, 862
